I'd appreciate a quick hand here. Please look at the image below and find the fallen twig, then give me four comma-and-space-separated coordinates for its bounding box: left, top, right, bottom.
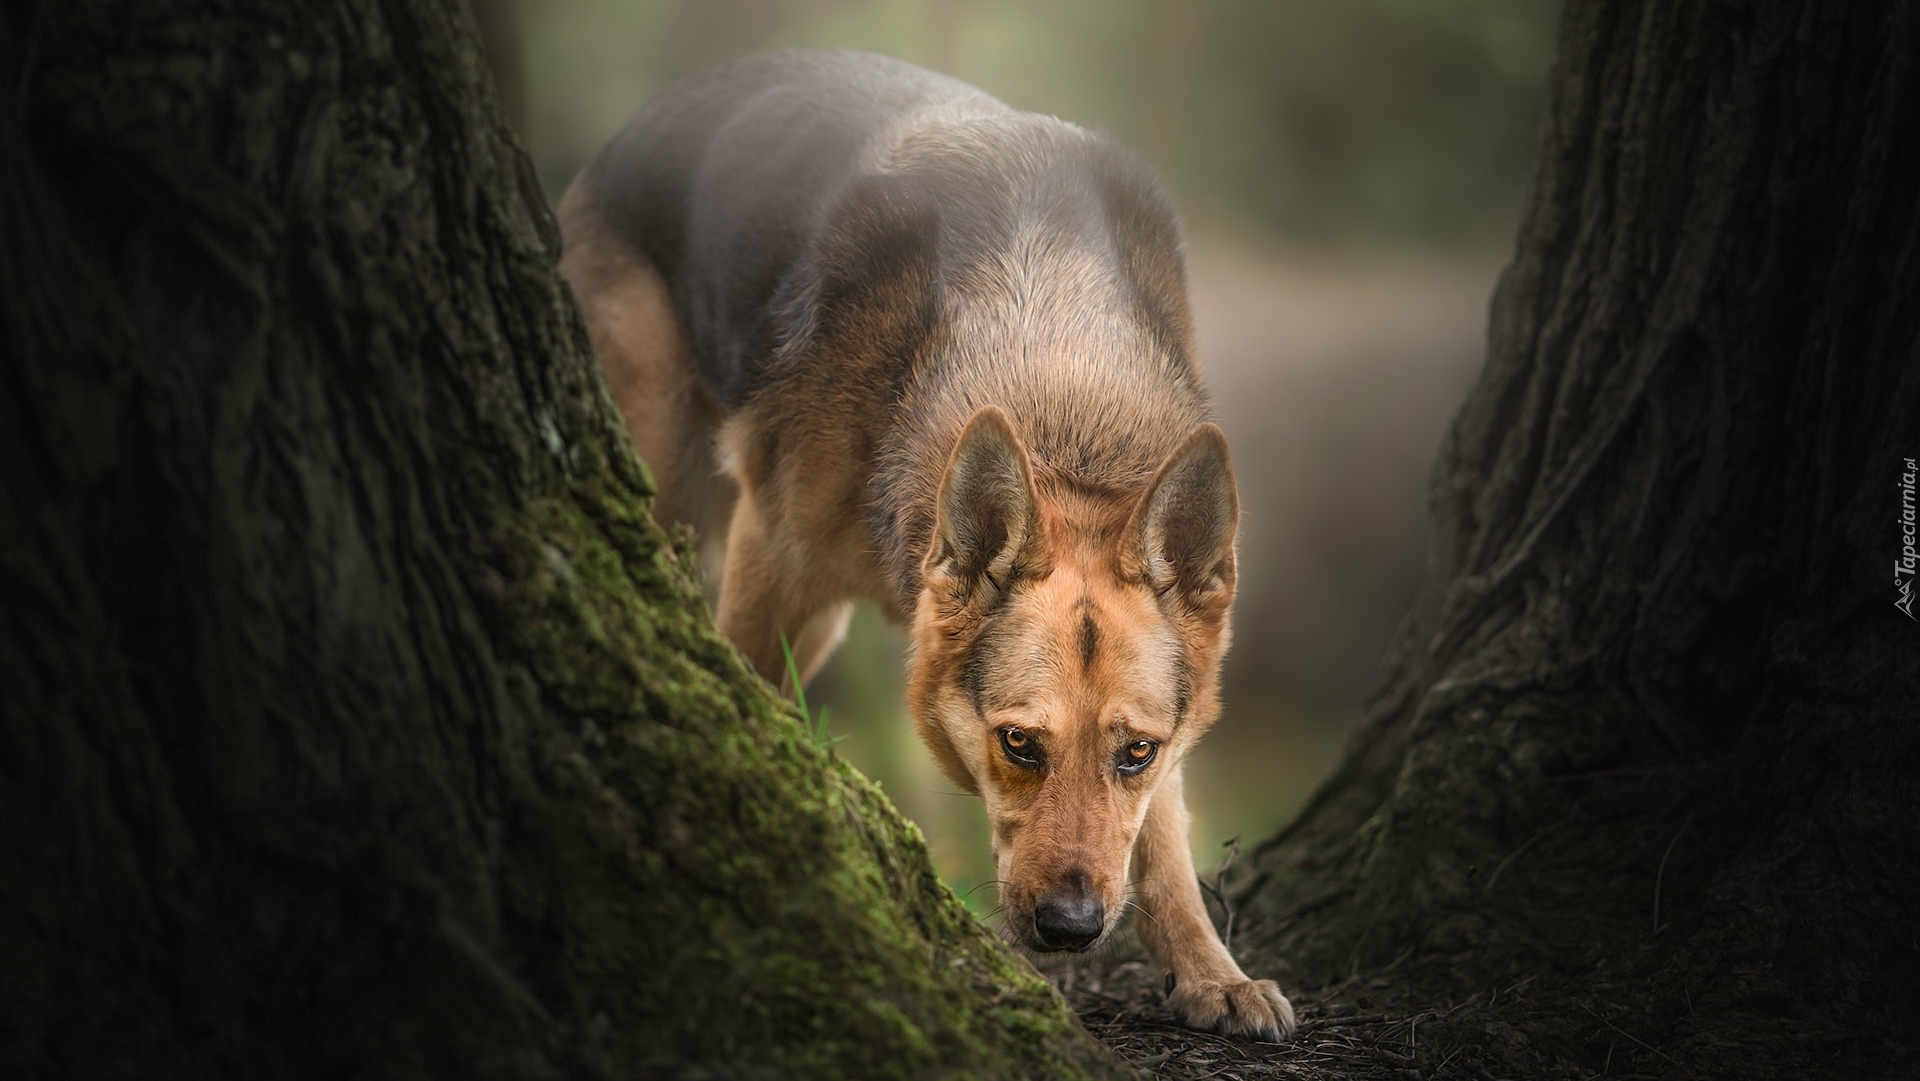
1198, 834, 1243, 952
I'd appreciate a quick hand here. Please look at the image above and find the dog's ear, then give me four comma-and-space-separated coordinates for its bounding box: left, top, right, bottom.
1128, 423, 1238, 616
926, 407, 1045, 611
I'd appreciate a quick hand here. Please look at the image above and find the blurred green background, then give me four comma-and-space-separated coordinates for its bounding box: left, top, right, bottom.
498, 0, 1560, 907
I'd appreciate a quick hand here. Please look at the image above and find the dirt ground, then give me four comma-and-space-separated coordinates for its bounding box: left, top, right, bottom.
1048, 951, 1583, 1081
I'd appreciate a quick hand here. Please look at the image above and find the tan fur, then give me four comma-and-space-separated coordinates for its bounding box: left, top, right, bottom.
904, 414, 1293, 1041
558, 124, 1294, 1041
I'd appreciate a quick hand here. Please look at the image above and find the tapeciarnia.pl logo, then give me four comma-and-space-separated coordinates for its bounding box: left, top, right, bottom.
1898, 457, 1917, 619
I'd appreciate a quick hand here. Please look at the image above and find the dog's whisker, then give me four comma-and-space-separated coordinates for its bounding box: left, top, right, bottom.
961, 879, 1010, 899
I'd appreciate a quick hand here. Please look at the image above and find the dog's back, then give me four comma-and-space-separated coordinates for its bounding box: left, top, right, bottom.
569, 49, 1198, 405
567, 50, 987, 406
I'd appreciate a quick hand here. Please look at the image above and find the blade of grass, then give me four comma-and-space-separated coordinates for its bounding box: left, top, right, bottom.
780, 633, 808, 718
780, 632, 846, 749
819, 706, 846, 748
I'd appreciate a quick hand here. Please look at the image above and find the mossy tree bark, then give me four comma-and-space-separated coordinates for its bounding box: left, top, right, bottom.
1234, 1, 1919, 1077
0, 2, 1125, 1078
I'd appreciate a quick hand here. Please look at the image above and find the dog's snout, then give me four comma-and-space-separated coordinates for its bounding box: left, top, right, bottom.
1033, 889, 1104, 951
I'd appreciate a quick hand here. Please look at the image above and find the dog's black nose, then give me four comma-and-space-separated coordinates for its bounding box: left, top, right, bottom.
1033, 892, 1104, 951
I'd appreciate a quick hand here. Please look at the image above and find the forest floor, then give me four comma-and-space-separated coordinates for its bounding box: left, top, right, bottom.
1049, 951, 1591, 1081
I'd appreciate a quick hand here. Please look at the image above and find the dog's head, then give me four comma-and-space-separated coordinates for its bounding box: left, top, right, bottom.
907, 406, 1238, 953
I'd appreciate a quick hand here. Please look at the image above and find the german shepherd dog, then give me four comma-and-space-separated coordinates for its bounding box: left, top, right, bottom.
558, 49, 1293, 1041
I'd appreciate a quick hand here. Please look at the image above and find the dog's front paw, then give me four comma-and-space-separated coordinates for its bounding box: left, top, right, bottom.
1167, 974, 1296, 1042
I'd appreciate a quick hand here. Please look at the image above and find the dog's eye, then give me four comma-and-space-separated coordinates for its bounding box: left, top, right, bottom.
998, 727, 1044, 769
1116, 739, 1158, 776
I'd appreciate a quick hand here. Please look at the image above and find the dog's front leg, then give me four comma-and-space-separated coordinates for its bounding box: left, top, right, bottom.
1132, 765, 1296, 1041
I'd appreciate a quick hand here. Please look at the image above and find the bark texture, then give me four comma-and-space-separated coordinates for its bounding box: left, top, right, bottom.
0, 3, 1124, 1078
1232, 1, 1920, 1077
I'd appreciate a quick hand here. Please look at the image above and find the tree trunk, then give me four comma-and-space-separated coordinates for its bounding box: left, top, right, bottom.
0, 2, 1124, 1078
1228, 1, 1920, 1076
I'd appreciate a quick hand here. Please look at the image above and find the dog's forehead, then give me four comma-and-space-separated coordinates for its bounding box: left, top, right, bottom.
961, 572, 1187, 726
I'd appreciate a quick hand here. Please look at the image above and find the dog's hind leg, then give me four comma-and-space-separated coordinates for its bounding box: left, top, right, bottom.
712, 487, 851, 693
558, 193, 735, 585
790, 602, 854, 689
